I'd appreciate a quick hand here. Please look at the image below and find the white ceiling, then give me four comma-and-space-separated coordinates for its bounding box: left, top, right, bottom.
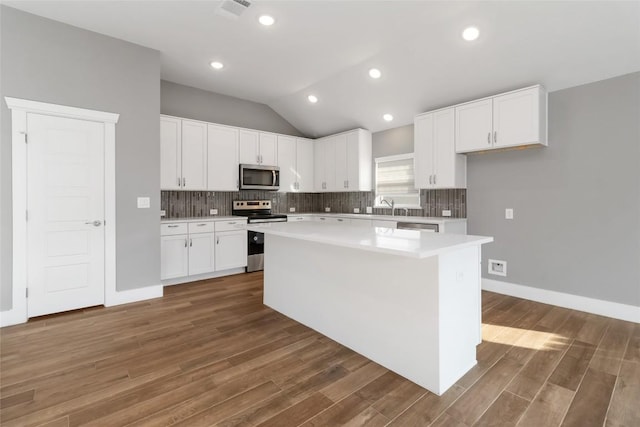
4, 1, 640, 137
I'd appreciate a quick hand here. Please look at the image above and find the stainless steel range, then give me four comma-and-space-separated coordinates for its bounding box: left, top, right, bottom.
232, 200, 287, 272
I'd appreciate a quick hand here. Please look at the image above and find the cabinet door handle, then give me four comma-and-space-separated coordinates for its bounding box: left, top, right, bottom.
434, 175, 437, 185
228, 221, 237, 225
429, 175, 432, 185
488, 132, 491, 145
184, 238, 187, 248
189, 238, 193, 247
177, 177, 181, 187
494, 131, 497, 143
216, 237, 219, 245
182, 177, 186, 187
196, 223, 206, 227
168, 225, 179, 228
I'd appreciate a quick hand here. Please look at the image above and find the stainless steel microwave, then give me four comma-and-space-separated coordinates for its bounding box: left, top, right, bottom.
239, 164, 280, 191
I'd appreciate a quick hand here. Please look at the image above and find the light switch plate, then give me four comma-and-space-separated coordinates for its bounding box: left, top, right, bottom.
505, 208, 514, 219
325, 207, 331, 212
210, 209, 218, 215
353, 208, 360, 213
137, 197, 150, 209
366, 206, 373, 214
160, 210, 166, 217
289, 207, 296, 212
442, 210, 452, 217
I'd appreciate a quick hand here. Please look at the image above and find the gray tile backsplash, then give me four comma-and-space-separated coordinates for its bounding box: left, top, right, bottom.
161, 189, 466, 219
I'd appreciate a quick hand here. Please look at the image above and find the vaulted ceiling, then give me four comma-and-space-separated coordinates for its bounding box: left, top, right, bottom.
5, 1, 640, 137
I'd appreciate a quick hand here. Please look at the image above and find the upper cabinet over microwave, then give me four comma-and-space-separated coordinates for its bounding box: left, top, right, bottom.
455, 85, 547, 153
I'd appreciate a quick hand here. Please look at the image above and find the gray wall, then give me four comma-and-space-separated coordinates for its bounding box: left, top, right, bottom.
1, 6, 161, 311
371, 124, 414, 187
161, 80, 304, 136
468, 72, 640, 306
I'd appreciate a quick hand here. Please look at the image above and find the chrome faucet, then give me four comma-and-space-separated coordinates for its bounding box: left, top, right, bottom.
380, 199, 395, 216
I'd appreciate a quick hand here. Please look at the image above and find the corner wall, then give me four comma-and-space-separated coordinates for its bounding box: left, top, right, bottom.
467, 72, 640, 306
1, 6, 161, 311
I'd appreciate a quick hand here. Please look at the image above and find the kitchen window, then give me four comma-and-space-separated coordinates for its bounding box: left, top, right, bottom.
374, 154, 420, 208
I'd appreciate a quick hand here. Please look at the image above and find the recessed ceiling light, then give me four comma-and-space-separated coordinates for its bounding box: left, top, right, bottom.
383, 114, 394, 122
210, 61, 224, 70
368, 68, 382, 79
462, 26, 479, 41
259, 15, 275, 26
308, 95, 318, 104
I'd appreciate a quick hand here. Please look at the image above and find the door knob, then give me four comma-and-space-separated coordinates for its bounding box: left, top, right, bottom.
85, 220, 102, 227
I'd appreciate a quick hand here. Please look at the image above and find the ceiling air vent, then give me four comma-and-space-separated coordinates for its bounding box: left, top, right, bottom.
216, 0, 252, 19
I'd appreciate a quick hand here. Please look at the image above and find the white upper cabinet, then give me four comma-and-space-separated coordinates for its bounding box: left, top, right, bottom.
455, 85, 547, 153
238, 130, 277, 165
454, 99, 493, 153
277, 136, 314, 193
492, 88, 544, 149
277, 135, 297, 192
207, 124, 239, 191
238, 130, 259, 164
259, 133, 278, 166
181, 120, 208, 190
160, 116, 182, 190
160, 116, 207, 191
346, 129, 372, 191
414, 108, 466, 189
296, 138, 314, 192
315, 129, 372, 192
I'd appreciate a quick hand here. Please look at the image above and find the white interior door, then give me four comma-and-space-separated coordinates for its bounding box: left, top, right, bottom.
27, 113, 105, 317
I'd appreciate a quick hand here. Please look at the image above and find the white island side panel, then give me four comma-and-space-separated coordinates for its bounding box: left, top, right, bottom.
263, 233, 481, 395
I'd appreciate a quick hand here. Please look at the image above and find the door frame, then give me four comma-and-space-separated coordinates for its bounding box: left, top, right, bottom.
5, 97, 119, 325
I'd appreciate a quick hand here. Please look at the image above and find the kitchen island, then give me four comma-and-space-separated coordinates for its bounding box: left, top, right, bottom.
251, 222, 493, 395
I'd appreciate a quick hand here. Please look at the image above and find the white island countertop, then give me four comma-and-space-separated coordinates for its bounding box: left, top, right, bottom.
250, 221, 492, 259
288, 213, 467, 224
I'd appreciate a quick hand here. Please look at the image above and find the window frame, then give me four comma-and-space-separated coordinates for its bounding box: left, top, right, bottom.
374, 153, 421, 209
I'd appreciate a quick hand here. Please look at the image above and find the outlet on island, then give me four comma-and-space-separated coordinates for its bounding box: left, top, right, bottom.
289, 207, 296, 212
210, 209, 218, 215
325, 207, 331, 212
353, 208, 360, 213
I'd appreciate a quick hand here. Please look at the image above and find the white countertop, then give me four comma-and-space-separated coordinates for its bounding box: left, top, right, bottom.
287, 213, 467, 224
161, 216, 246, 224
250, 222, 492, 259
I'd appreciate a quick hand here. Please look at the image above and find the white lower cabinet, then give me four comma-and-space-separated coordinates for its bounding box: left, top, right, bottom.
161, 219, 247, 282
188, 232, 216, 275
161, 235, 189, 279
215, 231, 247, 270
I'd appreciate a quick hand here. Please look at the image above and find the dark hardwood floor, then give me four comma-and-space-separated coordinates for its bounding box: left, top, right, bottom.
1, 272, 638, 426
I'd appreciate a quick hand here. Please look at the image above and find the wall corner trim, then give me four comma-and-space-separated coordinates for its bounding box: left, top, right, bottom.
482, 278, 640, 323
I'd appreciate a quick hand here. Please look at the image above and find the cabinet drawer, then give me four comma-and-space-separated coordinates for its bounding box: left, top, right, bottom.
161, 223, 188, 236
188, 221, 216, 234
215, 219, 247, 232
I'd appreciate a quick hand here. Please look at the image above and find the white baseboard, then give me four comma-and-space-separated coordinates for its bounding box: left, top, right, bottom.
104, 284, 164, 307
482, 278, 640, 323
162, 268, 246, 286
1, 284, 164, 328
0, 307, 28, 327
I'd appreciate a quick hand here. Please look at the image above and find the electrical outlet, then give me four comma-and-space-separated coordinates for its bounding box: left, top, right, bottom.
325, 207, 331, 212
505, 208, 514, 219
210, 209, 218, 215
488, 259, 507, 276
442, 210, 452, 217
353, 208, 360, 213
160, 210, 166, 217
289, 207, 296, 212
366, 206, 373, 214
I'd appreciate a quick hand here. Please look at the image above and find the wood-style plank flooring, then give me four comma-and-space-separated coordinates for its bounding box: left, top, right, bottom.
1, 272, 638, 426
